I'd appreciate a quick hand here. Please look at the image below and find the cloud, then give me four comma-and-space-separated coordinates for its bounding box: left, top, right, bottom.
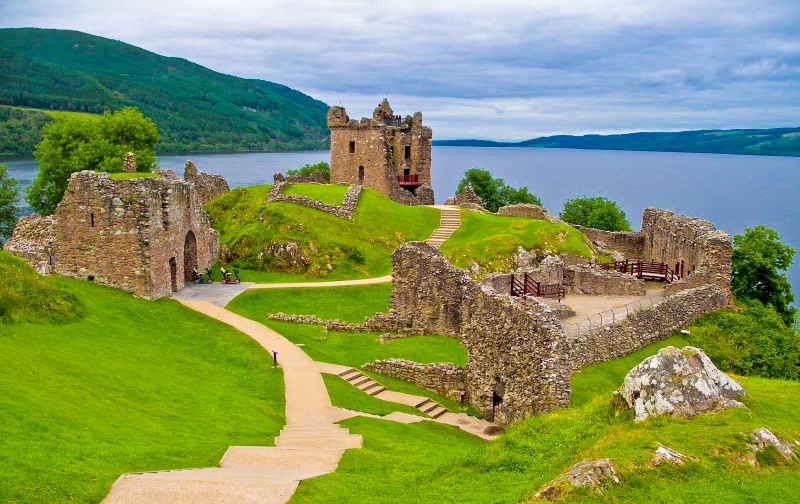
2, 0, 798, 139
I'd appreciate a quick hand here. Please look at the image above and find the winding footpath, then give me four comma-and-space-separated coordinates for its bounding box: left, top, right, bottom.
101, 206, 493, 504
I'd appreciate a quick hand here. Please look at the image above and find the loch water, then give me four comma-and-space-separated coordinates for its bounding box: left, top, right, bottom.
5, 147, 800, 302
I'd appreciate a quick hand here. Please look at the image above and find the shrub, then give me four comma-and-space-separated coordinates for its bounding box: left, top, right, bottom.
286, 161, 330, 182
559, 195, 632, 231
456, 168, 541, 212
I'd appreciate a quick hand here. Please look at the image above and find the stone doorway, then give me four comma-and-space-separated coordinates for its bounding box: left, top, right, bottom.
169, 257, 178, 292
358, 166, 365, 184
184, 230, 198, 281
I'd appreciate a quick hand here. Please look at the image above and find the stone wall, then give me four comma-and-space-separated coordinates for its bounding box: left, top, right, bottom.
498, 203, 560, 222
482, 256, 565, 295
266, 311, 422, 335
266, 182, 361, 220
328, 99, 433, 206
567, 284, 727, 370
563, 264, 646, 296
184, 160, 230, 206
273, 170, 328, 185
389, 242, 571, 425
455, 186, 483, 207
573, 225, 645, 260
3, 215, 57, 274
362, 359, 466, 401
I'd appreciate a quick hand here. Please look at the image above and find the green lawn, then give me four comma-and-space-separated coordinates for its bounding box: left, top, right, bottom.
322, 374, 426, 417
0, 275, 285, 504
14, 106, 102, 121
288, 337, 800, 504
107, 172, 161, 180
206, 185, 440, 281
225, 283, 392, 323
439, 209, 593, 278
281, 183, 349, 206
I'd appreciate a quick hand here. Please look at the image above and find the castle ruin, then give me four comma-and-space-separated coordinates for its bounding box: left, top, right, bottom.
328, 99, 434, 205
5, 162, 229, 299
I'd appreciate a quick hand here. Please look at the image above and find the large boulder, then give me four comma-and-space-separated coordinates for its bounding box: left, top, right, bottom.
535, 459, 619, 501
620, 346, 745, 421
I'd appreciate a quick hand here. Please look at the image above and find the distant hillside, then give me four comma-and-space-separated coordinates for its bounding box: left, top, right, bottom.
434, 128, 800, 157
0, 28, 330, 153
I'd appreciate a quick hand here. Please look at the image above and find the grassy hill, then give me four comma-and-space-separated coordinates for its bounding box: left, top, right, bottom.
0, 251, 285, 503
0, 28, 329, 153
434, 128, 800, 157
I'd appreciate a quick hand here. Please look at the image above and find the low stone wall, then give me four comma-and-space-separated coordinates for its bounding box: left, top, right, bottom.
498, 203, 560, 222
567, 284, 727, 370
3, 215, 57, 275
267, 312, 423, 335
273, 170, 327, 184
362, 359, 466, 401
563, 264, 646, 296
184, 160, 230, 206
267, 182, 361, 220
390, 243, 571, 425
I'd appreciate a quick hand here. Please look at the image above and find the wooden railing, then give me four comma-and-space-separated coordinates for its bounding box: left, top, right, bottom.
397, 174, 421, 185
597, 259, 681, 284
510, 272, 565, 300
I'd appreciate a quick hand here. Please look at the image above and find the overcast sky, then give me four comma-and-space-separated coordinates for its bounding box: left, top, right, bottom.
2, 0, 799, 140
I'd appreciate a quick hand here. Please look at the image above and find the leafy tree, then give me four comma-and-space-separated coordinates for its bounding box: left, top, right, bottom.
559, 195, 632, 231
0, 164, 21, 242
286, 161, 330, 182
25, 107, 158, 214
731, 225, 796, 326
456, 168, 541, 212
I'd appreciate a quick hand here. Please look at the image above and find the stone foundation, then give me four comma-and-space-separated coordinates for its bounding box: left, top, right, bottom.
390, 242, 570, 425
362, 359, 466, 401
567, 284, 727, 370
266, 182, 361, 220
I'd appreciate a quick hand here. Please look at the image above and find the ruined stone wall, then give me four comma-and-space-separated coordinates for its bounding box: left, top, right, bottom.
389, 243, 571, 425
498, 203, 560, 223
184, 161, 230, 207
3, 215, 57, 274
482, 256, 565, 295
567, 284, 727, 370
362, 359, 466, 401
563, 264, 646, 296
272, 170, 327, 185
455, 186, 483, 207
266, 311, 421, 335
267, 183, 361, 220
573, 225, 645, 259
51, 171, 218, 299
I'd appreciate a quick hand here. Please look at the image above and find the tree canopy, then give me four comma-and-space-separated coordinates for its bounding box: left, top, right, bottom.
0, 164, 21, 242
25, 107, 158, 215
559, 195, 632, 231
731, 225, 796, 326
456, 168, 542, 213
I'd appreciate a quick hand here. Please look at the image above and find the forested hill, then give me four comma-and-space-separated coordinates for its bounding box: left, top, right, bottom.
0, 28, 330, 153
434, 128, 800, 157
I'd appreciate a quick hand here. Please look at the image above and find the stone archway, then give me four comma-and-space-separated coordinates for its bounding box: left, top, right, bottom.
184, 230, 198, 281
169, 257, 178, 292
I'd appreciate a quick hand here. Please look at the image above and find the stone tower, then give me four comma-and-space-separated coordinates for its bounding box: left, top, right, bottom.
327, 99, 434, 205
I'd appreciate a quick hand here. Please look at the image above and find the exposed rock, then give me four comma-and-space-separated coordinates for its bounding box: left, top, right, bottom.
536, 459, 619, 500
455, 185, 483, 207
444, 197, 456, 205
620, 346, 745, 421
749, 428, 797, 460
651, 445, 690, 466
459, 202, 487, 213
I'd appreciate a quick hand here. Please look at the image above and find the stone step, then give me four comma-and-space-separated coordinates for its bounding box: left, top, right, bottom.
275, 435, 362, 450
342, 372, 364, 382
281, 423, 345, 432
429, 407, 448, 419
277, 430, 354, 439
415, 398, 433, 408
219, 446, 342, 471
422, 403, 440, 414
352, 376, 372, 386
337, 368, 359, 378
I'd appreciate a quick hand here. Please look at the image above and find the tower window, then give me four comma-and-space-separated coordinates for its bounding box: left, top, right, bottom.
404, 145, 411, 159
349, 141, 356, 153
90, 213, 95, 227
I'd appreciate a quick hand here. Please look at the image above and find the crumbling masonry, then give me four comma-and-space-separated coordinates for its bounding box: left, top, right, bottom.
5, 162, 229, 299
328, 99, 434, 205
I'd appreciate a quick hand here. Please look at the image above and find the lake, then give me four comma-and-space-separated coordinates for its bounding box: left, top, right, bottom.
4, 147, 800, 303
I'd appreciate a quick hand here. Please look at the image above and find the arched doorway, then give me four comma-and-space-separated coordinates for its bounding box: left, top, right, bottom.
358, 166, 365, 184
184, 231, 198, 281
169, 257, 178, 292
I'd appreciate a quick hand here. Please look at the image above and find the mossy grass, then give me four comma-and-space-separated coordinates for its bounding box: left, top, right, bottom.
225, 283, 392, 323
291, 338, 800, 503
0, 276, 285, 503
0, 251, 83, 324
281, 183, 349, 206
322, 374, 426, 417
107, 171, 161, 180
206, 185, 440, 281
439, 208, 593, 277
14, 106, 102, 121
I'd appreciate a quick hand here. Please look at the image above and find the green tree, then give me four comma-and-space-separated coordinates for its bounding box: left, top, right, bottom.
731, 225, 796, 326
25, 107, 158, 214
286, 161, 330, 182
0, 164, 21, 242
559, 195, 632, 231
456, 168, 541, 212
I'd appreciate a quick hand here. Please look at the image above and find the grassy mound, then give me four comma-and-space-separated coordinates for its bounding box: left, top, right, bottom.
291, 337, 800, 503
0, 251, 83, 324
281, 183, 349, 205
0, 277, 284, 503
439, 209, 593, 278
206, 184, 440, 281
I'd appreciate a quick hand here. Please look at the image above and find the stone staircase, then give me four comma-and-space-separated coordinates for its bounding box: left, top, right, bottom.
414, 397, 448, 419
337, 368, 387, 396
425, 207, 461, 248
